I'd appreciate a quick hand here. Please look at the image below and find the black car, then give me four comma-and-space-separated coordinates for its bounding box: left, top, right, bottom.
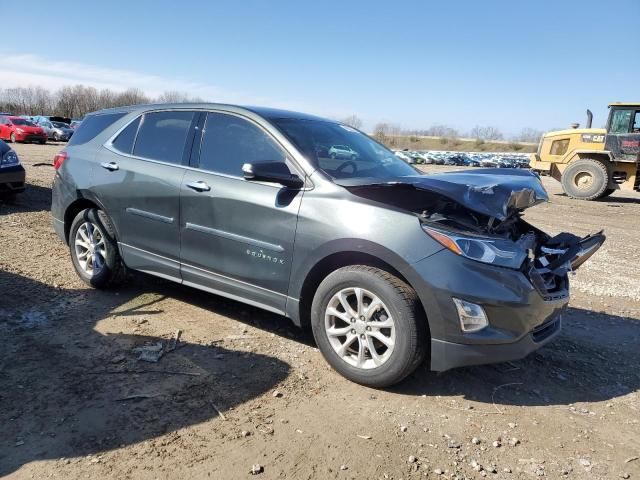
0, 140, 25, 197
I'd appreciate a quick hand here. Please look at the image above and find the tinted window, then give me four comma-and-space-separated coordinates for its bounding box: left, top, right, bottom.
112, 116, 141, 154
198, 113, 285, 176
68, 112, 127, 146
633, 111, 640, 133
273, 118, 416, 180
133, 111, 195, 164
610, 109, 632, 134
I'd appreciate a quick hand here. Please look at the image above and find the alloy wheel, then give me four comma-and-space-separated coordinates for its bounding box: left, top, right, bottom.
324, 287, 396, 369
74, 221, 107, 276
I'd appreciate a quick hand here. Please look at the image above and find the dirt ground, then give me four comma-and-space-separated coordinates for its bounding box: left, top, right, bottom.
1, 143, 639, 480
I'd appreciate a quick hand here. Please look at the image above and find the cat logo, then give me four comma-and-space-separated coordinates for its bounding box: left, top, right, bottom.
581, 133, 605, 143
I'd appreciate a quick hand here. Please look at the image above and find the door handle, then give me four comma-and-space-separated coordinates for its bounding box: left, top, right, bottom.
186, 180, 211, 192
100, 161, 119, 171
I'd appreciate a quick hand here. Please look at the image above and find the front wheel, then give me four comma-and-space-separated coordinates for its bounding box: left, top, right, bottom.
311, 265, 427, 388
561, 158, 609, 200
69, 208, 127, 288
9, 133, 16, 143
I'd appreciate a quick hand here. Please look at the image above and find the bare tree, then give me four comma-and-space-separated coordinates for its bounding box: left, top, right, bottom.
425, 124, 459, 138
469, 125, 504, 141
156, 91, 191, 103
373, 122, 390, 143
340, 114, 363, 130
515, 127, 543, 143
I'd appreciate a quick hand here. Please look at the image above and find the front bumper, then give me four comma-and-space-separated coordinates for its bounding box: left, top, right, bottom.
16, 132, 47, 143
0, 164, 26, 194
430, 314, 561, 371
407, 249, 568, 372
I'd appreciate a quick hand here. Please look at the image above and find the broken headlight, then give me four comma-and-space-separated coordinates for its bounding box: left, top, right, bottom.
422, 225, 527, 269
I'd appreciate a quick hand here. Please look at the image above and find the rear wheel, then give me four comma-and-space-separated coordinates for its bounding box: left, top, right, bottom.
69, 208, 127, 288
311, 265, 427, 388
561, 158, 609, 200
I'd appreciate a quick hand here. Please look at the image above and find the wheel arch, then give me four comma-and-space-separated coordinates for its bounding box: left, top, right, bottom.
292, 246, 431, 340
551, 151, 612, 182
63, 193, 113, 244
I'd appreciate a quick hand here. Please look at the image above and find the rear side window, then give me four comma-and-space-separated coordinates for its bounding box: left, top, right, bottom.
68, 112, 127, 146
198, 112, 285, 176
133, 111, 195, 164
112, 116, 141, 154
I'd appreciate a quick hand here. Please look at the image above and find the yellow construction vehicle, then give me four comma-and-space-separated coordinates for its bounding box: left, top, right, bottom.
530, 103, 640, 200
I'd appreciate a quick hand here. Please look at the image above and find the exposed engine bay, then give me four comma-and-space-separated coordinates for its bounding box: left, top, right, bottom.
339, 168, 606, 298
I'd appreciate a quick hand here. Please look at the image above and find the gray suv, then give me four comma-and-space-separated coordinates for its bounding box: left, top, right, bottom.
51, 104, 605, 387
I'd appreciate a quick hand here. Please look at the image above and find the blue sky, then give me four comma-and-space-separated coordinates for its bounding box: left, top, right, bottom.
3, 0, 639, 135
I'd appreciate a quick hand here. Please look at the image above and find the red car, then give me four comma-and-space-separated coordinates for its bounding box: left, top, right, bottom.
0, 116, 47, 144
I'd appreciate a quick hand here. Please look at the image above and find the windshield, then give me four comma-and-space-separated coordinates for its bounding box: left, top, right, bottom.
11, 119, 35, 126
272, 119, 417, 180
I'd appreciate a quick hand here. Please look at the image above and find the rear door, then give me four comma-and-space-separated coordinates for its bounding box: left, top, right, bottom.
179, 111, 304, 314
606, 107, 640, 160
95, 109, 200, 281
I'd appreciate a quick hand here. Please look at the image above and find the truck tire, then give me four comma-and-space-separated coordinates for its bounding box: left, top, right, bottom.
561, 158, 609, 200
310, 265, 427, 388
598, 188, 616, 199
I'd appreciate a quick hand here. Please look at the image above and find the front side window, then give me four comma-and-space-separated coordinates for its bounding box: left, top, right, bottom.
273, 119, 416, 180
10, 119, 35, 127
610, 109, 632, 134
198, 113, 286, 176
133, 111, 195, 164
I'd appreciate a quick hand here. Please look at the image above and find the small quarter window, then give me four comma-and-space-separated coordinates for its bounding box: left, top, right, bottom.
68, 112, 126, 146
632, 111, 640, 133
112, 116, 141, 154
133, 111, 196, 164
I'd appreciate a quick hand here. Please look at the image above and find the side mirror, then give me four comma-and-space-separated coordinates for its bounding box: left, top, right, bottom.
242, 162, 304, 189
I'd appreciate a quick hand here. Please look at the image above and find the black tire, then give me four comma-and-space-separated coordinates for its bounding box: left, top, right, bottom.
598, 188, 616, 199
311, 265, 427, 388
561, 158, 609, 200
53, 133, 60, 142
330, 152, 336, 159
69, 208, 127, 288
9, 133, 15, 143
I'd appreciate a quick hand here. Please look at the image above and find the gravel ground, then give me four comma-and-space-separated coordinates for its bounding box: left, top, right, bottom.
1, 143, 639, 479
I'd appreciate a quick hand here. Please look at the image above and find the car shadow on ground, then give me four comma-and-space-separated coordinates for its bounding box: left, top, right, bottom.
0, 182, 52, 215
0, 270, 290, 476
393, 306, 640, 407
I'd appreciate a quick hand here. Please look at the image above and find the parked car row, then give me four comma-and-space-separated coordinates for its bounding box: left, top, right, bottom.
394, 150, 530, 169
0, 113, 82, 145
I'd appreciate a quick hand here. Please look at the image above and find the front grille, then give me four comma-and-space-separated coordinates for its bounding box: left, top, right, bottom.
532, 316, 561, 343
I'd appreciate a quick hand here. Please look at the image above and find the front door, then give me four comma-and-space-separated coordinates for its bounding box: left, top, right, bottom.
606, 107, 640, 161
179, 112, 304, 314
93, 110, 199, 281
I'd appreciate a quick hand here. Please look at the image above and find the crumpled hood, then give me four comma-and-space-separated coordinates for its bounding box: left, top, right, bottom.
336, 168, 549, 220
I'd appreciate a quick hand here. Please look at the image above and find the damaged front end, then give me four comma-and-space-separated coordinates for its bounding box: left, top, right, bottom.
341, 169, 605, 299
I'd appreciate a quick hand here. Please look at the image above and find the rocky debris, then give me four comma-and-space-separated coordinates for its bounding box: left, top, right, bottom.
625, 456, 639, 464
433, 468, 443, 475
472, 437, 481, 445
448, 440, 461, 449
470, 460, 483, 472
250, 464, 263, 475
400, 425, 408, 432
508, 422, 517, 429
241, 430, 251, 437
272, 390, 283, 398
493, 440, 501, 448
408, 455, 417, 463
340, 464, 348, 471
621, 473, 630, 479
508, 437, 520, 446
357, 434, 372, 440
